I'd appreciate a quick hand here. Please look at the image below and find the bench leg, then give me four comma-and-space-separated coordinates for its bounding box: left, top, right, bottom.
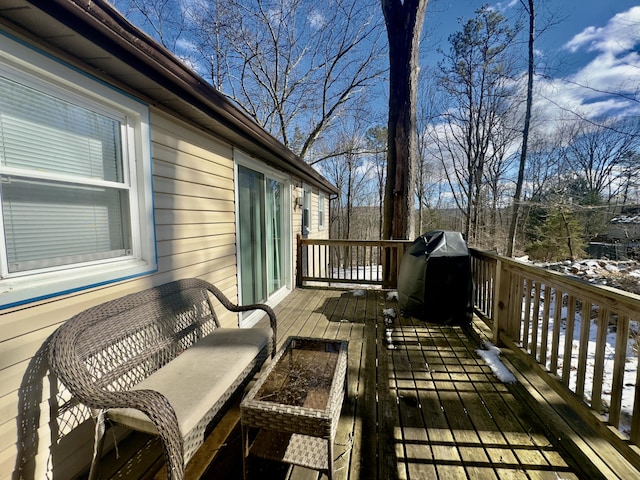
241, 423, 249, 480
88, 410, 106, 480
328, 436, 334, 480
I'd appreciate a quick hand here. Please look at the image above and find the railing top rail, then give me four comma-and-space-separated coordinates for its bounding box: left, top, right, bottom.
299, 238, 413, 247
470, 248, 640, 314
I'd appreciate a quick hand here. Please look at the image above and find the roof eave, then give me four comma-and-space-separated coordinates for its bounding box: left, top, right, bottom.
12, 0, 338, 194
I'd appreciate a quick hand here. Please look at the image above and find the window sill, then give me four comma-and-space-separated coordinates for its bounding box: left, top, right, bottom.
0, 258, 157, 309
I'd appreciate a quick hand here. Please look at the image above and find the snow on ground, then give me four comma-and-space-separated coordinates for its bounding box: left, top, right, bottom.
476, 342, 518, 383
534, 258, 640, 295
521, 258, 640, 437
382, 308, 396, 319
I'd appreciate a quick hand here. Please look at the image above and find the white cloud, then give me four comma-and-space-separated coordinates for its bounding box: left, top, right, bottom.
564, 6, 640, 55
494, 0, 518, 12
528, 6, 640, 125
308, 10, 326, 30
529, 72, 634, 140
572, 50, 640, 94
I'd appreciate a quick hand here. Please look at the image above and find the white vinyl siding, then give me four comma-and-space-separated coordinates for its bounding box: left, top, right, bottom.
151, 114, 238, 313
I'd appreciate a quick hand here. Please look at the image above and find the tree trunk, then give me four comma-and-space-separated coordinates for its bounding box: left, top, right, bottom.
507, 0, 535, 256
381, 0, 428, 242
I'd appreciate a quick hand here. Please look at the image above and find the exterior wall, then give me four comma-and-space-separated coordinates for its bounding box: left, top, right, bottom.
151, 110, 240, 327
291, 184, 302, 282
0, 108, 241, 479
297, 184, 329, 241
293, 185, 330, 283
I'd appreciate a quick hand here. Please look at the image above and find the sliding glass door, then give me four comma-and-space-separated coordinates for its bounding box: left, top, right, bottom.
237, 164, 287, 309
265, 178, 285, 295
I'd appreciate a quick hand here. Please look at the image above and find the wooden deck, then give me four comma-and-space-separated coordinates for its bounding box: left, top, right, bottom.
100, 287, 594, 479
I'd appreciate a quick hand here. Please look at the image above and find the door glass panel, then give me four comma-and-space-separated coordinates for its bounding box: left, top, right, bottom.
266, 178, 284, 295
238, 166, 265, 304
238, 165, 287, 308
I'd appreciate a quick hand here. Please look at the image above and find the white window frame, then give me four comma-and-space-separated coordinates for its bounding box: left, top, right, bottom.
318, 194, 325, 230
302, 184, 312, 235
0, 33, 156, 309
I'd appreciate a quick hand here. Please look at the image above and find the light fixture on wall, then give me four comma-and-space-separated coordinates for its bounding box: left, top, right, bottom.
294, 196, 303, 209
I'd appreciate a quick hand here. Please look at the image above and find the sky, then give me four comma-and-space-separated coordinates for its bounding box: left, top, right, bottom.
420, 0, 640, 125
111, 0, 640, 142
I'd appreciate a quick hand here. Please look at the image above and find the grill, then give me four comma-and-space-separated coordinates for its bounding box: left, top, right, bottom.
397, 230, 472, 325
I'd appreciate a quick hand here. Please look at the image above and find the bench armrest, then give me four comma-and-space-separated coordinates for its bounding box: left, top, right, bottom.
193, 279, 278, 357
48, 330, 185, 478
99, 389, 184, 479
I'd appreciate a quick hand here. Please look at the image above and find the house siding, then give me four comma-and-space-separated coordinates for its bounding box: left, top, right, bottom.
149, 110, 240, 327
0, 108, 243, 479
291, 186, 330, 285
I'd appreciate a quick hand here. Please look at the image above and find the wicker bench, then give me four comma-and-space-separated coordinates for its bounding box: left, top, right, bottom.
48, 278, 276, 480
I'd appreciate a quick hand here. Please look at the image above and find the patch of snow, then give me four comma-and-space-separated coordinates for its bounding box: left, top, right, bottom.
351, 289, 365, 297
387, 291, 398, 301
605, 263, 620, 273
383, 308, 396, 318
476, 342, 518, 384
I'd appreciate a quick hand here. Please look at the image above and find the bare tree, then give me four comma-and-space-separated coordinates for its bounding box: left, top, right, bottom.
365, 125, 388, 238
415, 67, 440, 234
483, 119, 518, 251
618, 151, 640, 206
114, 0, 188, 52
436, 5, 517, 244
507, 0, 535, 257
322, 121, 377, 239
114, 0, 387, 161
562, 117, 640, 204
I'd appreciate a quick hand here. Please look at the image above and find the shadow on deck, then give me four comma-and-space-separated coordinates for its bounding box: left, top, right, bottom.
101, 288, 594, 479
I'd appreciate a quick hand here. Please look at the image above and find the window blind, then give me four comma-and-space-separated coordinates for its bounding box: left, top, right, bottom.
2, 177, 130, 273
0, 76, 132, 274
0, 76, 123, 182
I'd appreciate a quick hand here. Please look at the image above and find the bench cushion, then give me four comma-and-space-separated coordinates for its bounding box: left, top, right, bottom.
108, 327, 271, 437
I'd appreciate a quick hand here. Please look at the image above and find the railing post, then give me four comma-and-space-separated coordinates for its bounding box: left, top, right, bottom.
492, 258, 511, 347
392, 243, 403, 289
296, 234, 302, 287
382, 244, 391, 289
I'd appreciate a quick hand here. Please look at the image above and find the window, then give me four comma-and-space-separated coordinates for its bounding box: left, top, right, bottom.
318, 194, 325, 229
302, 187, 311, 235
0, 35, 155, 308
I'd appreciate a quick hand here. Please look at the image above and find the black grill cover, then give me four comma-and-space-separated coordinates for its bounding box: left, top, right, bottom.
398, 230, 472, 324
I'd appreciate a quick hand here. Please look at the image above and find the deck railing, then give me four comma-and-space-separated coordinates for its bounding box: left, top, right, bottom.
471, 248, 640, 464
296, 237, 640, 463
296, 236, 412, 288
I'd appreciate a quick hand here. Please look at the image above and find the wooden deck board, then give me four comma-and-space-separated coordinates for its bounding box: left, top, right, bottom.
93, 287, 615, 479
